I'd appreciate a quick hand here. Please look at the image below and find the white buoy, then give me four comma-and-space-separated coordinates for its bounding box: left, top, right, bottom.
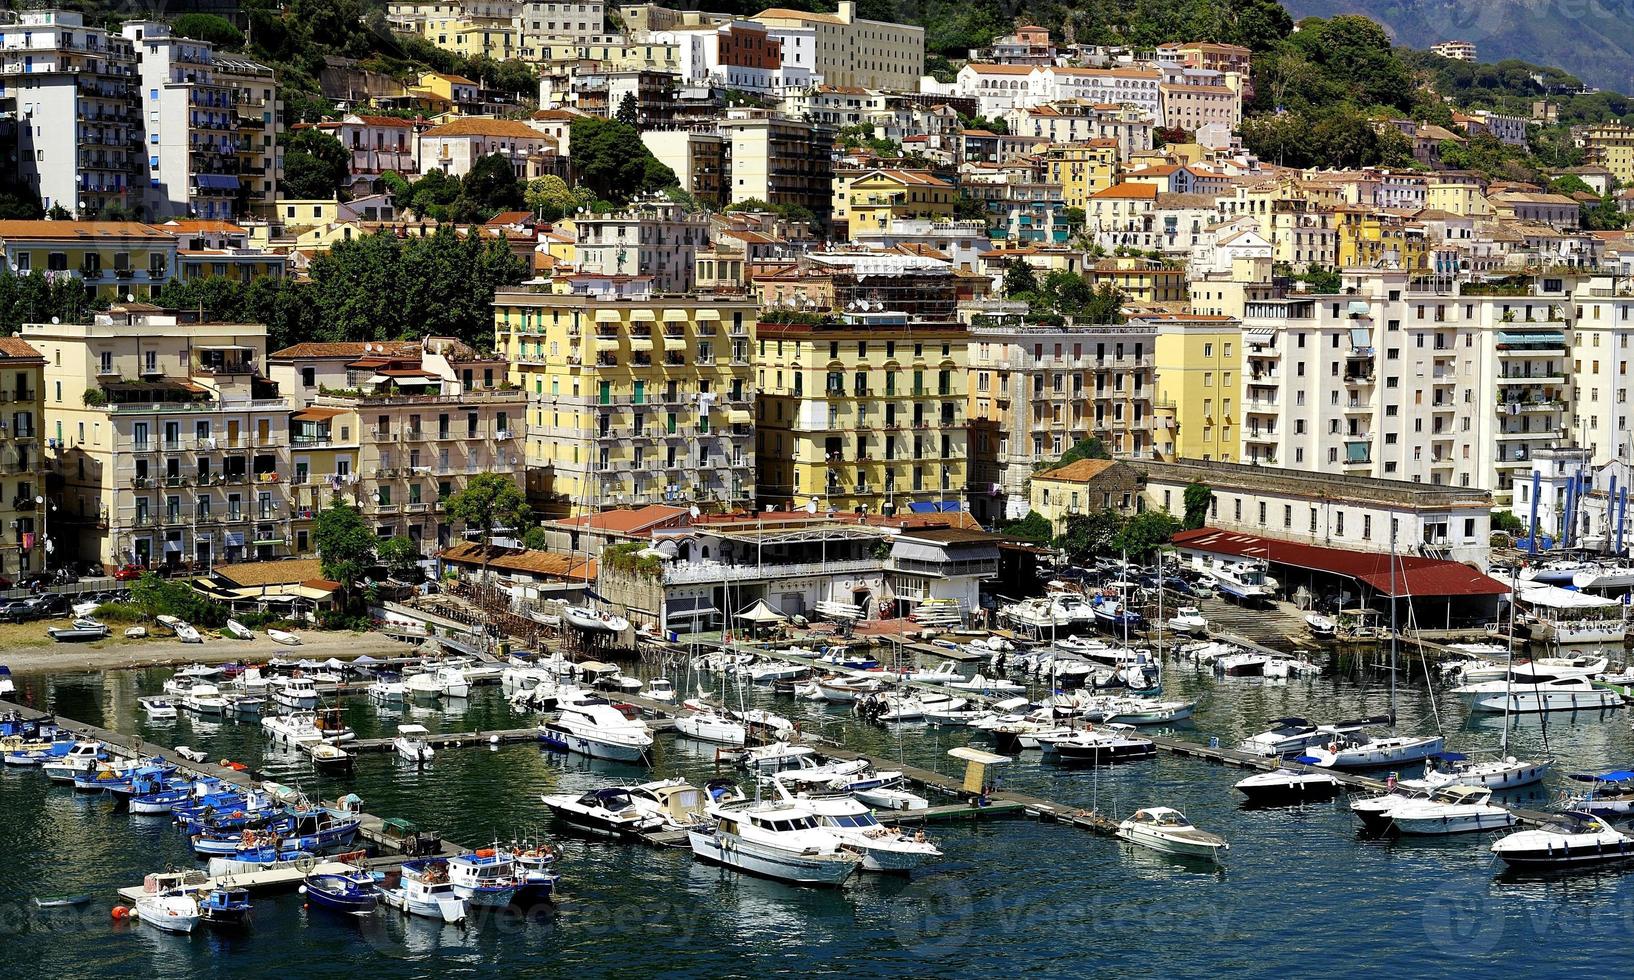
297, 885, 307, 895
488, 735, 499, 745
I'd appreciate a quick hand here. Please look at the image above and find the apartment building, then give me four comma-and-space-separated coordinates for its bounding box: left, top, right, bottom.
1430, 40, 1477, 62
1044, 141, 1121, 211
1235, 271, 1578, 506
755, 253, 967, 515
574, 199, 711, 294
418, 117, 561, 179
123, 21, 241, 221
966, 313, 1155, 523
640, 130, 726, 207
0, 339, 46, 577
0, 221, 176, 299
29, 306, 291, 570
0, 10, 138, 218
215, 56, 281, 215
1580, 123, 1634, 186
831, 169, 954, 238
718, 111, 834, 221
1551, 273, 1627, 469
314, 114, 418, 190
267, 338, 526, 553
493, 277, 756, 516
1148, 313, 1242, 462
751, 2, 923, 91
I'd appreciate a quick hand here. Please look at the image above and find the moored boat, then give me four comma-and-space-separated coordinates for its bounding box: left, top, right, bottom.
1116, 807, 1229, 862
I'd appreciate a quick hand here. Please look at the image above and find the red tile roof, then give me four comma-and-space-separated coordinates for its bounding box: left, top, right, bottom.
561, 504, 690, 535
1170, 528, 1509, 598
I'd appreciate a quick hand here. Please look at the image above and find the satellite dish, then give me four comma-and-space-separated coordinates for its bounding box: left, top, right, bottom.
689, 505, 700, 518
125, 294, 135, 303
50, 317, 59, 324
805, 499, 818, 514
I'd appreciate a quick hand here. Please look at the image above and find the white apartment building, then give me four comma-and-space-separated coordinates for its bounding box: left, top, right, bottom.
1238, 270, 1579, 507
123, 21, 240, 221
418, 117, 560, 179
575, 199, 711, 294
0, 10, 138, 218
1567, 274, 1634, 470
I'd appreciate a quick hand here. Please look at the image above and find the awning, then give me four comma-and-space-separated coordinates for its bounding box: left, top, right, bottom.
694, 309, 721, 320
594, 337, 619, 351
907, 502, 937, 513
728, 409, 752, 425
663, 335, 685, 351
595, 309, 623, 323
628, 309, 656, 322
1245, 328, 1275, 347
1348, 327, 1372, 350
662, 309, 690, 322
664, 605, 719, 621
165, 539, 183, 553
225, 531, 246, 546
1497, 331, 1565, 346
294, 407, 346, 422
939, 499, 962, 512
1347, 301, 1370, 316
1517, 584, 1620, 610
629, 336, 653, 351
194, 173, 239, 191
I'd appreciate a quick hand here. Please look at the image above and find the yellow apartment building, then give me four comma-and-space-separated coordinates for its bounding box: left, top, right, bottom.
492, 279, 756, 516
0, 222, 177, 300
27, 306, 292, 570
1147, 313, 1242, 462
1044, 140, 1120, 211
1581, 123, 1634, 186
0, 338, 46, 577
833, 169, 954, 238
1334, 208, 1429, 270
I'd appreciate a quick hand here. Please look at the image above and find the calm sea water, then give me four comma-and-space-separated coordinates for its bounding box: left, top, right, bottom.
4, 652, 1634, 978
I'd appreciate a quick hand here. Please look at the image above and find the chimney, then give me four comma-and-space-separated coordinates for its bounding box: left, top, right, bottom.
837, 1, 855, 22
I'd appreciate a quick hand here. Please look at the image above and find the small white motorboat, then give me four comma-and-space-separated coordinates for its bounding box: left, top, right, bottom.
225, 620, 254, 640
174, 746, 209, 763
1116, 807, 1229, 862
675, 699, 747, 746
851, 782, 929, 812
156, 615, 202, 643
139, 697, 178, 721
124, 626, 147, 639
48, 618, 110, 642
1304, 613, 1337, 637
563, 606, 631, 634
134, 890, 199, 933
267, 629, 302, 646
394, 724, 435, 763
366, 678, 406, 704
646, 678, 676, 703
1166, 606, 1208, 636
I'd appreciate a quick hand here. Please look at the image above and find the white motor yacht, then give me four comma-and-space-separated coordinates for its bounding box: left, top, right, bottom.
737, 741, 818, 772
1400, 754, 1551, 791
1491, 812, 1634, 869
1350, 787, 1433, 833
180, 683, 226, 716
688, 800, 862, 886
139, 697, 178, 721
268, 676, 319, 710
537, 701, 653, 762
1388, 785, 1517, 835
406, 667, 470, 700
1454, 676, 1620, 713
261, 711, 324, 747
626, 778, 735, 831
1115, 807, 1229, 861
541, 787, 662, 837
646, 678, 677, 702
771, 780, 941, 872
366, 677, 406, 704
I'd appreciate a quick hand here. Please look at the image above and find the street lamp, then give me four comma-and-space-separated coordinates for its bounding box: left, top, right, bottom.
34, 494, 46, 573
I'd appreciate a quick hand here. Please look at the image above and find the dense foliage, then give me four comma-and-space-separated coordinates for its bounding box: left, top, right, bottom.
155, 227, 526, 351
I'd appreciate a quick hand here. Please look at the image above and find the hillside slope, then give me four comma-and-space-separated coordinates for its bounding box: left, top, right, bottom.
1284, 0, 1634, 92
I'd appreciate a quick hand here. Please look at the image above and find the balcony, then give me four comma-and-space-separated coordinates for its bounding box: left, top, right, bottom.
662, 556, 883, 585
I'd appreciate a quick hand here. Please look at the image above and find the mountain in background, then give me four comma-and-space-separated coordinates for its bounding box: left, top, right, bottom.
1284, 0, 1634, 92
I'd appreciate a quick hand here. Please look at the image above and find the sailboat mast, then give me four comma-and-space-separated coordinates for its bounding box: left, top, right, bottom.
1388, 520, 1397, 720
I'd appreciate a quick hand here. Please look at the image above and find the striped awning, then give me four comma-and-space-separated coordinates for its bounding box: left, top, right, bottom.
728, 409, 752, 425
595, 309, 623, 323
663, 335, 686, 351
628, 309, 656, 321
694, 309, 721, 320
594, 337, 619, 351
629, 337, 653, 351
662, 309, 690, 322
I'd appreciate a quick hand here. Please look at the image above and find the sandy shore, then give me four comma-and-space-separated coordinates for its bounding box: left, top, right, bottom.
1, 624, 422, 675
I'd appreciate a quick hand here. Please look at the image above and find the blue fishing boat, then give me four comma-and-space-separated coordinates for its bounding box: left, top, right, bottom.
448, 850, 520, 907
192, 808, 360, 856
303, 868, 381, 916
3, 738, 75, 766
508, 840, 561, 905
131, 776, 224, 817
197, 888, 253, 930
73, 757, 170, 793
107, 765, 182, 803
208, 846, 314, 877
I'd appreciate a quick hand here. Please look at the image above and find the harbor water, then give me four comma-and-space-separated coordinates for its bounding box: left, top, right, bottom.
5, 654, 1634, 977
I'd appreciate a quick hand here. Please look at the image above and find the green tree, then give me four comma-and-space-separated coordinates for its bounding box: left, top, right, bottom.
1003, 259, 1038, 298
521, 526, 549, 550
457, 152, 525, 220
1182, 481, 1213, 531
525, 174, 578, 220
1298, 266, 1343, 293
1112, 510, 1180, 560
282, 128, 350, 200
314, 501, 375, 606
998, 509, 1053, 545
615, 92, 640, 126
378, 535, 421, 580
1058, 510, 1122, 563
570, 116, 677, 204
1052, 438, 1111, 469
1080, 284, 1126, 324
447, 473, 530, 557
1493, 510, 1526, 534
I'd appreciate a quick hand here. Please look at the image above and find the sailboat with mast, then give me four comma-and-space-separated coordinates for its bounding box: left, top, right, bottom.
1304, 525, 1443, 770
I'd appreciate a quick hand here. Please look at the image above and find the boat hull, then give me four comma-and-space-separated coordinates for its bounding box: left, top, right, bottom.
687, 831, 858, 886
537, 724, 650, 762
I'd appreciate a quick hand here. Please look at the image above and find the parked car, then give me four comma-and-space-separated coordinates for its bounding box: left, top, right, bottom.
112, 564, 146, 581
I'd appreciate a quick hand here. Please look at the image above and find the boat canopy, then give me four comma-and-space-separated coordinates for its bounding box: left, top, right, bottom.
1516, 584, 1620, 610
1568, 769, 1634, 783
